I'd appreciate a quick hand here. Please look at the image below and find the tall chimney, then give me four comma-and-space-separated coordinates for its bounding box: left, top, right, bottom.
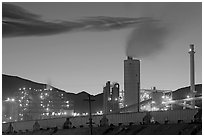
124, 56, 140, 112
188, 44, 196, 108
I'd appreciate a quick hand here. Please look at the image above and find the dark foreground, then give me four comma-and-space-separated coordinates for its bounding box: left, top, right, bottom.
3, 123, 202, 135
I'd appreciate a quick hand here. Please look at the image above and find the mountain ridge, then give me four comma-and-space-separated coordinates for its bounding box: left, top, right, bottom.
2, 74, 202, 113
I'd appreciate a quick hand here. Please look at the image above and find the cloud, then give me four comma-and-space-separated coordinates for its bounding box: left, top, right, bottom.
3, 3, 153, 38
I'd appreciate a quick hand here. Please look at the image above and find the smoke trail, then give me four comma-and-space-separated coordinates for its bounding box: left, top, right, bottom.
126, 21, 168, 58
3, 3, 168, 58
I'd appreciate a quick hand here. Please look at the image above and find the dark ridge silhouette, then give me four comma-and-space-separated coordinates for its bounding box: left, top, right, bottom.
2, 74, 103, 113
172, 84, 202, 100
2, 74, 202, 113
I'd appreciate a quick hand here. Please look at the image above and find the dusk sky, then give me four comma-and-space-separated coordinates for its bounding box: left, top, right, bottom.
2, 2, 202, 95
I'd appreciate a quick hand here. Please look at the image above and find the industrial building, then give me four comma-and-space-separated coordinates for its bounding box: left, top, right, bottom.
2, 98, 19, 123
103, 81, 121, 114
113, 44, 201, 113
2, 86, 74, 123
124, 56, 140, 112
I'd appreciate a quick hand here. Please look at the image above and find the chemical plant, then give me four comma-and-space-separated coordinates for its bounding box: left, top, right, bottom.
2, 44, 202, 134
102, 44, 202, 114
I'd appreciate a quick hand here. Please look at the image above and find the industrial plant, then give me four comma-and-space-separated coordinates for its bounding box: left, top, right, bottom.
102, 44, 201, 114
2, 44, 202, 134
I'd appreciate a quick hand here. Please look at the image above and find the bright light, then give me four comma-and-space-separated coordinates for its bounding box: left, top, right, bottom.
64, 112, 67, 115
66, 101, 69, 103
52, 112, 55, 115
164, 108, 168, 111
152, 101, 155, 104
115, 98, 118, 101
67, 105, 69, 107
50, 88, 53, 91
108, 97, 111, 101
23, 87, 26, 90
9, 117, 12, 120
19, 88, 21, 90
20, 104, 22, 107
45, 93, 48, 96
40, 95, 43, 99
46, 108, 49, 111
187, 95, 190, 98
151, 117, 155, 123
41, 104, 43, 106
162, 96, 165, 99
110, 109, 112, 112
29, 88, 31, 90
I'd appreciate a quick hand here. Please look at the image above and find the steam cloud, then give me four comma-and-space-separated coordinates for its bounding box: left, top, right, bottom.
3, 3, 169, 58
126, 22, 168, 58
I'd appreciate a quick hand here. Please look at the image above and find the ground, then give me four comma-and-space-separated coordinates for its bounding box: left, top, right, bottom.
3, 123, 202, 135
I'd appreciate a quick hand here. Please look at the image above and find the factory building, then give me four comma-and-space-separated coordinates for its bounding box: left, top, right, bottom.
2, 99, 19, 123
3, 87, 74, 122
124, 56, 140, 112
103, 81, 120, 114
111, 83, 120, 112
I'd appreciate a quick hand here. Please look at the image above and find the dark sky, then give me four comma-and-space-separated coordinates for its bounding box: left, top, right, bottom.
2, 2, 202, 95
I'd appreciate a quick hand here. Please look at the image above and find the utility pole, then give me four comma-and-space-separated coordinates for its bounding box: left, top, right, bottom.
84, 94, 95, 135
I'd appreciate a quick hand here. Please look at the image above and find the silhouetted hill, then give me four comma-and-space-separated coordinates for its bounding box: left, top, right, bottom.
172, 84, 202, 109
2, 74, 201, 113
172, 84, 202, 100
2, 74, 103, 113
2, 74, 46, 99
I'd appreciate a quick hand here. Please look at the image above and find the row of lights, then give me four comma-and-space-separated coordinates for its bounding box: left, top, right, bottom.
108, 97, 119, 101
5, 98, 15, 102
19, 87, 53, 91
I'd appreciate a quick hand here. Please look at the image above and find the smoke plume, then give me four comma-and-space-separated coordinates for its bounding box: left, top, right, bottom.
126, 21, 168, 58
3, 3, 169, 58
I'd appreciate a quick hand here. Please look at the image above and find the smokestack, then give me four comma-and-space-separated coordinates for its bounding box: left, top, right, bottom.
188, 44, 196, 108
124, 56, 140, 112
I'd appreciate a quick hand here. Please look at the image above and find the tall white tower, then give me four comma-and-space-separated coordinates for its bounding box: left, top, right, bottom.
188, 44, 196, 108
124, 56, 140, 112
